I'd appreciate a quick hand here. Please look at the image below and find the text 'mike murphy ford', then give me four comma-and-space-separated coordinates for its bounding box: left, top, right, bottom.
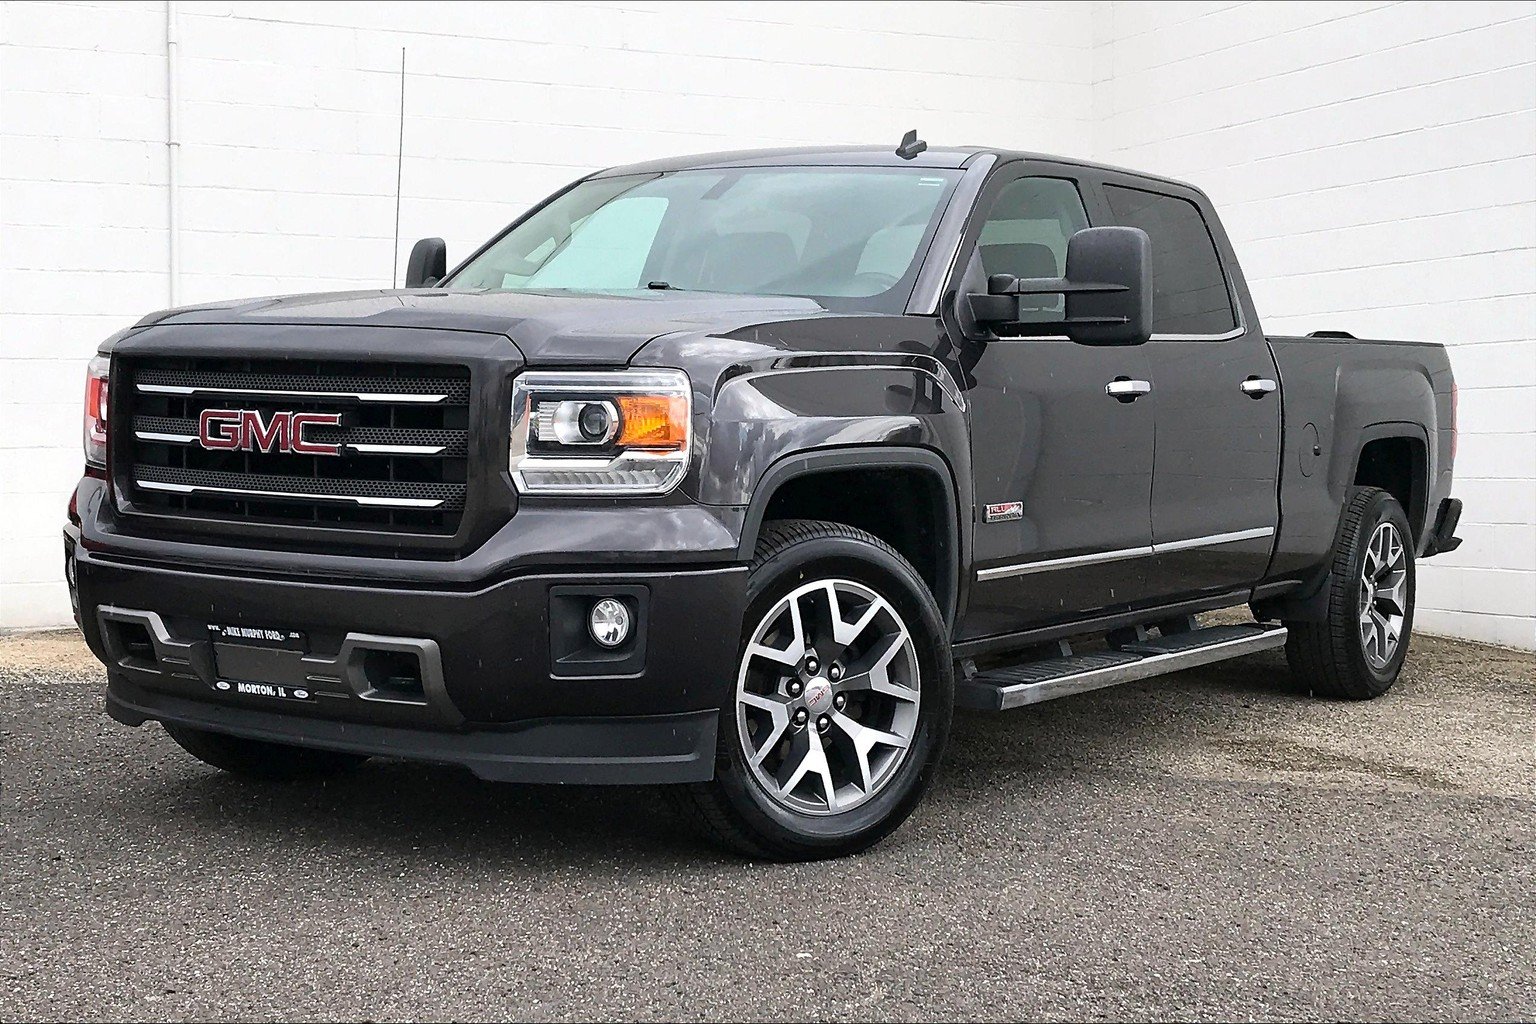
67, 134, 1462, 859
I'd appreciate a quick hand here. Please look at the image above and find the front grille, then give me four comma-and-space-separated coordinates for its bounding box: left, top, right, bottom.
120, 357, 472, 536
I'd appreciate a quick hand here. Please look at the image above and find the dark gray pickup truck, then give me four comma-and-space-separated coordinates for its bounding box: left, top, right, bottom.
67, 139, 1461, 859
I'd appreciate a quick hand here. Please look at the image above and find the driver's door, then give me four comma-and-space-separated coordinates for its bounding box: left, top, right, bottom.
949, 168, 1160, 642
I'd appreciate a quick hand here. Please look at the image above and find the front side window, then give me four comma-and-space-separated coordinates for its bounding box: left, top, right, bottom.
448, 168, 962, 313
1102, 185, 1237, 335
972, 176, 1089, 318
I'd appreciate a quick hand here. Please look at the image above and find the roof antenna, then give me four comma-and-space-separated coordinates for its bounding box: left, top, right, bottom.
895, 129, 927, 160
392, 47, 406, 288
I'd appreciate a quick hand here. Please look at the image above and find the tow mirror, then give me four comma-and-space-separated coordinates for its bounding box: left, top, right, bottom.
968, 226, 1152, 346
405, 237, 447, 289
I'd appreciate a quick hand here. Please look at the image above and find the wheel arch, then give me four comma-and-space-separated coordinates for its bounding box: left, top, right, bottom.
1353, 426, 1430, 547
738, 447, 963, 630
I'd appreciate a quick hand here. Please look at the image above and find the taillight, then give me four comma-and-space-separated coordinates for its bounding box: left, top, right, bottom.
84, 354, 109, 470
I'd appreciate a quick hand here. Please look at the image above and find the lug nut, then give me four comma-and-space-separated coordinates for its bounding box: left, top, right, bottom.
833, 693, 846, 711
816, 714, 831, 733
805, 657, 820, 675
829, 664, 842, 681
787, 680, 803, 697
793, 708, 808, 727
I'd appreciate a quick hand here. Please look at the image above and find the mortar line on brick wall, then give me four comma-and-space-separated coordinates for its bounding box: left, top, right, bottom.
1257, 292, 1535, 319
1109, 1, 1413, 78
1213, 156, 1535, 209
201, 5, 1096, 55
1104, 145, 1532, 200
1252, 247, 1535, 286
1095, 1, 1280, 47
1210, 110, 1536, 176
1235, 200, 1536, 245
1106, 59, 1536, 153
175, 17, 1088, 86
1103, 13, 1535, 121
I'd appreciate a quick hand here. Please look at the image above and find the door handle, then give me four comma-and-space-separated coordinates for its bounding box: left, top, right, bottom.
1240, 376, 1278, 399
1105, 378, 1152, 402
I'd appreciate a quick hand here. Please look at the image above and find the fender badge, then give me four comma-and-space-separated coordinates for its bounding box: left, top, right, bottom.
984, 501, 1023, 523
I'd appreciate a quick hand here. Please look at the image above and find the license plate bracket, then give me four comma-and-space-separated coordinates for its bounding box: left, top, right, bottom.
207, 623, 307, 651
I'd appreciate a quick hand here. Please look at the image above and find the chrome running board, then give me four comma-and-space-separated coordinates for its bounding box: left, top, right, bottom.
955, 623, 1288, 711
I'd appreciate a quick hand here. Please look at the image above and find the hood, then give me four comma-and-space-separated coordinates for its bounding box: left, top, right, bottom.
134, 288, 836, 365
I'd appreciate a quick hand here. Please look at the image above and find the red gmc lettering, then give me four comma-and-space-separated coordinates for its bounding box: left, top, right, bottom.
289, 412, 342, 455
198, 409, 244, 450
196, 409, 342, 456
242, 409, 289, 452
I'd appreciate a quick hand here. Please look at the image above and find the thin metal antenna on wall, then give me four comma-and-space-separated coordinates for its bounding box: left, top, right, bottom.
392, 47, 406, 288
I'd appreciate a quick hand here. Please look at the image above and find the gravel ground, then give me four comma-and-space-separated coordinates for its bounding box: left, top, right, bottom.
1, 627, 1533, 1022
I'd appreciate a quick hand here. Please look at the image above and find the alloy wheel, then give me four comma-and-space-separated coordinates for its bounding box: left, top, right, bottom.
1357, 520, 1409, 669
735, 578, 921, 815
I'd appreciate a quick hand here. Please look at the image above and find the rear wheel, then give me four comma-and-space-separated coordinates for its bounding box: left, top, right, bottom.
164, 723, 369, 780
684, 520, 952, 860
1285, 486, 1416, 699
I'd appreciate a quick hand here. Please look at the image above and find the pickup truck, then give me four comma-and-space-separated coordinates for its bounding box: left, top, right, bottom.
66, 138, 1463, 860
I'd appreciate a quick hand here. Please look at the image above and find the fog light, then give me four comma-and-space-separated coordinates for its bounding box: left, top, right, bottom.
588, 598, 631, 648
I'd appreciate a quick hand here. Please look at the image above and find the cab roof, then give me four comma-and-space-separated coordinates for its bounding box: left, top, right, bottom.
590, 144, 1202, 194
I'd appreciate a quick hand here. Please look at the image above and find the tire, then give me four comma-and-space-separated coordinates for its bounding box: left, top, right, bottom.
683, 519, 953, 860
1285, 486, 1416, 699
164, 723, 369, 780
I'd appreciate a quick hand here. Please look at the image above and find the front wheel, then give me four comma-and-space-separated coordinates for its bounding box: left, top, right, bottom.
1286, 486, 1416, 699
684, 520, 953, 860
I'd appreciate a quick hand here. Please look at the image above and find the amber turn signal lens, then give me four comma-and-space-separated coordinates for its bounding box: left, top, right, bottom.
616, 394, 688, 449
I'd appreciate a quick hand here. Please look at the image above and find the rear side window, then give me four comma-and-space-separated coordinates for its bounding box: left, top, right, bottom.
1103, 185, 1236, 335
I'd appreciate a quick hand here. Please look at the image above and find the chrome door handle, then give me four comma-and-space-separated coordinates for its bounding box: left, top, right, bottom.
1240, 376, 1278, 398
1105, 378, 1152, 402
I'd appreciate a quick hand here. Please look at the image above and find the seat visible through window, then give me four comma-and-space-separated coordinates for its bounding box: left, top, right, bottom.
697, 232, 800, 292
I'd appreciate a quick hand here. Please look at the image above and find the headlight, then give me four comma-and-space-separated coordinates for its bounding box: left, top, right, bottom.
83, 354, 110, 470
509, 369, 692, 495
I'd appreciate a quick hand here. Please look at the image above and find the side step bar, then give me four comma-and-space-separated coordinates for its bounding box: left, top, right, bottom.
955, 623, 1289, 711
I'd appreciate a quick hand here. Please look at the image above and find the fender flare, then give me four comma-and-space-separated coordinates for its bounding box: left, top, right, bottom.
1351, 420, 1433, 544
736, 446, 964, 628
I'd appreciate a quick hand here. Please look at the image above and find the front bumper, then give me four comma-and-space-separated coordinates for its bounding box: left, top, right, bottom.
106, 674, 719, 784
68, 502, 746, 784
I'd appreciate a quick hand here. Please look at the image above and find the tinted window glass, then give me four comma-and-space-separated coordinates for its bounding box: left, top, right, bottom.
977, 177, 1088, 278
448, 168, 961, 314
1103, 185, 1236, 334
975, 177, 1088, 317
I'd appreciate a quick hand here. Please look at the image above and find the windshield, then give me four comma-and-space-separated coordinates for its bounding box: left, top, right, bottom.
446, 167, 962, 313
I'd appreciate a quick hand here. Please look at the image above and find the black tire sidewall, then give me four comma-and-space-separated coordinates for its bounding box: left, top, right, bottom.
1343, 490, 1417, 691
712, 532, 952, 856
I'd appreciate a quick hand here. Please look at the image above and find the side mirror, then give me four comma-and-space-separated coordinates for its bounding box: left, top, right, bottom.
405, 237, 447, 288
967, 226, 1152, 346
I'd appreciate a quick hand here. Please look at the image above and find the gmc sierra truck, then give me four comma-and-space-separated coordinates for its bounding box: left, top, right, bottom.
66, 139, 1462, 860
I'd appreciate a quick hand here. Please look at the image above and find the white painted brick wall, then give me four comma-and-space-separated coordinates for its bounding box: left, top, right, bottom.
1094, 0, 1536, 650
3, 0, 1533, 650
0, 0, 1095, 628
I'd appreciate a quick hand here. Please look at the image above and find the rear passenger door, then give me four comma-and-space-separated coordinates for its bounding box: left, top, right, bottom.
1088, 178, 1281, 597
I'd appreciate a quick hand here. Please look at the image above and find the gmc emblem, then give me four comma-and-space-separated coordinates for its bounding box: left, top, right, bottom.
198, 409, 343, 456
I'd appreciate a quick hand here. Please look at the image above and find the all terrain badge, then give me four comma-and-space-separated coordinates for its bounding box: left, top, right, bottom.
984, 501, 1024, 523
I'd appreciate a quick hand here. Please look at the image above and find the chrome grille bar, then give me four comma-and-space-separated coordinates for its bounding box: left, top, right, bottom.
136, 479, 445, 509
136, 383, 448, 404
